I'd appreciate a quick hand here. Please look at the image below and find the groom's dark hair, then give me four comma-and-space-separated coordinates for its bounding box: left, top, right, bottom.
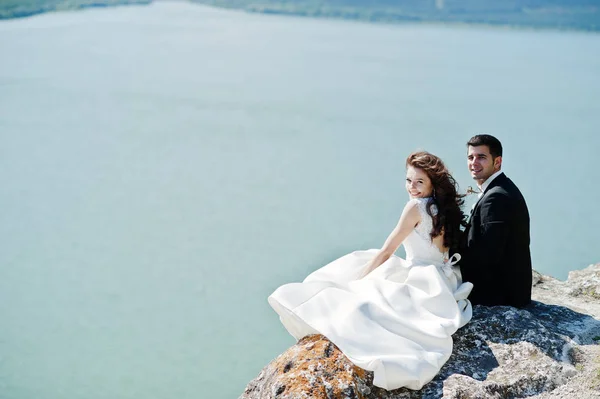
467, 134, 503, 158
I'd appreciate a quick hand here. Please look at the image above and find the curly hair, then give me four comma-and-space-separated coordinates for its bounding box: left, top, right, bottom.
406, 151, 466, 249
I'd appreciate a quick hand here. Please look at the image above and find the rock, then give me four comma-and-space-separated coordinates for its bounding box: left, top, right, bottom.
532, 269, 544, 286
241, 334, 370, 399
566, 264, 600, 299
531, 263, 600, 328
241, 264, 600, 399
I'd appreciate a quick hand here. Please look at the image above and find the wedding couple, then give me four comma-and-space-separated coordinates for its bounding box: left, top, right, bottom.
268, 134, 532, 391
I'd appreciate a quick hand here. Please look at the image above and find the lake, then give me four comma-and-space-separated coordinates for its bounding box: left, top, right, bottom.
0, 2, 599, 398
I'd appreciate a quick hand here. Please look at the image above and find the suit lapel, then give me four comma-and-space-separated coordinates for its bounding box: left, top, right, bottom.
470, 173, 506, 221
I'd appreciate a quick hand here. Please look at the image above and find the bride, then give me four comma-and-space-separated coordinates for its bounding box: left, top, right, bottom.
268, 151, 473, 391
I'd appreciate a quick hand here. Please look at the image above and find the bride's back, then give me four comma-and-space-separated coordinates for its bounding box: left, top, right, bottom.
403, 198, 448, 265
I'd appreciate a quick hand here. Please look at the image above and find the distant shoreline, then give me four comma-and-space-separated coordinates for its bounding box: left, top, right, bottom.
187, 0, 600, 33
216, 6, 600, 35
1, 0, 599, 34
0, 0, 151, 20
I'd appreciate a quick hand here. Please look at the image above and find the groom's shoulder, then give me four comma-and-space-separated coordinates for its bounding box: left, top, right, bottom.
482, 187, 511, 206
485, 176, 525, 206
497, 174, 524, 196
489, 174, 521, 193
482, 178, 513, 203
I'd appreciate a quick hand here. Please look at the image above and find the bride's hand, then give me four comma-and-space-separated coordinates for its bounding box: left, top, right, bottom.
358, 251, 391, 279
358, 264, 376, 279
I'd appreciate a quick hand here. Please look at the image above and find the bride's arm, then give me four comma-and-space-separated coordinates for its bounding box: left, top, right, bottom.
359, 200, 421, 278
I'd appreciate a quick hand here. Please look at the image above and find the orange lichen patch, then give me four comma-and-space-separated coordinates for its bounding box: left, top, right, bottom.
265, 334, 370, 398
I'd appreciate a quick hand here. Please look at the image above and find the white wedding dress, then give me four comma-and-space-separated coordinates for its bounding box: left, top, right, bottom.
268, 198, 473, 391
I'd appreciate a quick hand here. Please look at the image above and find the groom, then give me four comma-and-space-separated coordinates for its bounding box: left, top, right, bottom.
458, 134, 532, 308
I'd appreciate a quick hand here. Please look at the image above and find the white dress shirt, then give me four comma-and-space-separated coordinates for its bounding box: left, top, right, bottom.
470, 170, 504, 214
478, 170, 504, 198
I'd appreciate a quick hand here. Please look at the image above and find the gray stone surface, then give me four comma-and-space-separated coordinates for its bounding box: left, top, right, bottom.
242, 263, 600, 399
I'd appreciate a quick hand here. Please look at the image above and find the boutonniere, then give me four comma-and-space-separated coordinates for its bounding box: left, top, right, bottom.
466, 186, 481, 195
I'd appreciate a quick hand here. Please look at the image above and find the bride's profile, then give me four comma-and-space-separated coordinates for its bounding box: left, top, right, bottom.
268, 151, 473, 391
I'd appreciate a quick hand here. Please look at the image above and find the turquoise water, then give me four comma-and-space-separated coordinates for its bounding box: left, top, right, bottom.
0, 2, 599, 398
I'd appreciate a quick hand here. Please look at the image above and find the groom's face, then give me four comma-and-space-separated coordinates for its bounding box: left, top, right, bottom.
467, 145, 501, 184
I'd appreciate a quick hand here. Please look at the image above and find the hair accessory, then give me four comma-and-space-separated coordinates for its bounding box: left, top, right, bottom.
466, 186, 481, 195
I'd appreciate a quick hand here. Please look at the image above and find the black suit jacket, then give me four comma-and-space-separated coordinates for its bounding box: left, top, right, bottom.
459, 173, 532, 307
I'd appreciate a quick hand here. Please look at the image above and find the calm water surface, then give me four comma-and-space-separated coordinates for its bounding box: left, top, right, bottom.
1, 2, 599, 398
